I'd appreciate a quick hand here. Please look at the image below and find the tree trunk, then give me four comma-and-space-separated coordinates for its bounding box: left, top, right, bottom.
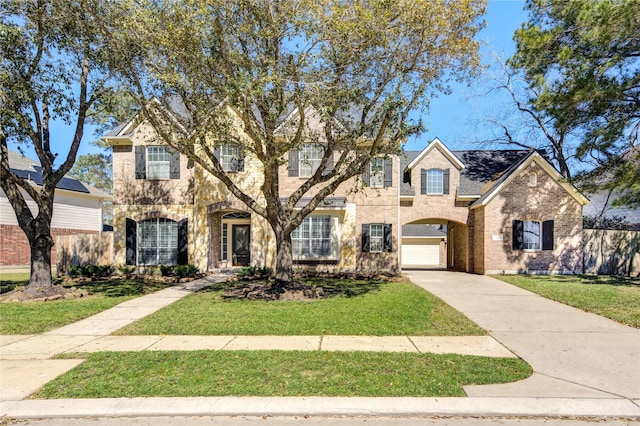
274, 230, 294, 288
28, 231, 54, 288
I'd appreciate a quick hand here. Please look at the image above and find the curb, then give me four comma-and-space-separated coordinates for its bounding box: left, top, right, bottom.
2, 397, 640, 419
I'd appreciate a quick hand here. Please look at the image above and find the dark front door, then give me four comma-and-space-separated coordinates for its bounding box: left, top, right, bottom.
232, 224, 250, 266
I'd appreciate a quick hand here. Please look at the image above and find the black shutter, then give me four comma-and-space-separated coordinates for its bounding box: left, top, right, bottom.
361, 224, 370, 252
443, 168, 450, 194
362, 162, 370, 187
170, 149, 180, 179
135, 146, 146, 179
383, 158, 393, 187
288, 149, 299, 176
420, 169, 427, 194
512, 220, 524, 250
384, 224, 392, 252
237, 156, 245, 172
542, 220, 554, 251
177, 218, 189, 265
213, 146, 221, 161
125, 218, 137, 265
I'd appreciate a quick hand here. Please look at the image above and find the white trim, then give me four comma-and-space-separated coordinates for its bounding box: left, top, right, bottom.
406, 137, 465, 171
470, 152, 589, 209
456, 194, 481, 200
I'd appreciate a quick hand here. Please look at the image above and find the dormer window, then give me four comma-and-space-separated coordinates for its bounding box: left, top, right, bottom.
420, 168, 450, 195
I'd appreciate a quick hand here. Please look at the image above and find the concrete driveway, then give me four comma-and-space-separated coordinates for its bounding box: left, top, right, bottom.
405, 270, 640, 400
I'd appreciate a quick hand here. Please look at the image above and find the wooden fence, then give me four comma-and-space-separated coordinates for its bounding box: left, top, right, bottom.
583, 229, 640, 277
56, 232, 113, 274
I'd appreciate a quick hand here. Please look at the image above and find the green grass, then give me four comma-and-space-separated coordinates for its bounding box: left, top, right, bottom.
35, 350, 531, 398
494, 275, 640, 328
0, 278, 176, 334
116, 280, 485, 336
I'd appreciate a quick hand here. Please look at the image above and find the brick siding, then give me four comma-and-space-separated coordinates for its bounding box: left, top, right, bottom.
0, 224, 98, 266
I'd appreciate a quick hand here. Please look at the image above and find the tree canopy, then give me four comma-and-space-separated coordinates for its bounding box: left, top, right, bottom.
0, 0, 118, 288
95, 0, 485, 284
510, 0, 640, 205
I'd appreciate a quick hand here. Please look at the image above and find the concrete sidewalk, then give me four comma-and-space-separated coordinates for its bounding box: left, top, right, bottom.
406, 270, 640, 400
2, 270, 640, 420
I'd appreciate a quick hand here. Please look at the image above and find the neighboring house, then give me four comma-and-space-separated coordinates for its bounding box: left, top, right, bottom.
0, 150, 112, 267
104, 109, 589, 275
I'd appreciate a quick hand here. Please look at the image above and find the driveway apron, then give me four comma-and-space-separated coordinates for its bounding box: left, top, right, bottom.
405, 270, 640, 400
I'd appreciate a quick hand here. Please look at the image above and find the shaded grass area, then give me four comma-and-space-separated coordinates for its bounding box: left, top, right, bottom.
116, 280, 485, 336
0, 272, 45, 294
37, 350, 531, 398
494, 274, 640, 328
0, 278, 176, 334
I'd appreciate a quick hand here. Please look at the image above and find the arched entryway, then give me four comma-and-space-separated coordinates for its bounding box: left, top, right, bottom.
401, 218, 468, 271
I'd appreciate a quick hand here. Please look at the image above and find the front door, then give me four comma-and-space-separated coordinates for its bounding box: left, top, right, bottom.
232, 224, 250, 266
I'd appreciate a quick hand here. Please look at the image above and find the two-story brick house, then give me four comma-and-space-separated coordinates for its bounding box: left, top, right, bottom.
104, 111, 588, 275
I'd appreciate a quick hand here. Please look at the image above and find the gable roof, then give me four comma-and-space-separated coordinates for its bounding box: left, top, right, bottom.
453, 149, 533, 197
7, 150, 111, 199
401, 148, 533, 198
406, 137, 465, 171
469, 151, 588, 209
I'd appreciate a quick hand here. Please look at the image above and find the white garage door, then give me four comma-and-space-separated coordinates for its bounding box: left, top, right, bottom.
401, 239, 441, 266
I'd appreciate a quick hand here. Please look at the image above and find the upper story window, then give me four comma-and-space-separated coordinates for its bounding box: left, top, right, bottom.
369, 157, 385, 188
528, 172, 537, 187
135, 145, 180, 180
146, 146, 171, 179
299, 144, 324, 177
420, 168, 449, 195
220, 144, 243, 172
427, 169, 443, 194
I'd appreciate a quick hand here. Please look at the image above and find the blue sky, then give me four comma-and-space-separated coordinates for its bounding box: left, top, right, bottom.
12, 0, 529, 161
405, 0, 528, 151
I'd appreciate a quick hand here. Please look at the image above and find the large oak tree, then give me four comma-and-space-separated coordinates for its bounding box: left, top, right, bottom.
0, 0, 117, 290
97, 0, 485, 286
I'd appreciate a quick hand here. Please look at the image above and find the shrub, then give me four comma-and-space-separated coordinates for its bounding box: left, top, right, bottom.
117, 265, 136, 278
159, 264, 199, 278
159, 264, 174, 277
67, 264, 115, 278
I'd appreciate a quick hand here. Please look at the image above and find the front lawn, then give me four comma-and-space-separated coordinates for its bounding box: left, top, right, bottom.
0, 278, 177, 334
494, 274, 640, 328
116, 279, 485, 336
37, 350, 531, 398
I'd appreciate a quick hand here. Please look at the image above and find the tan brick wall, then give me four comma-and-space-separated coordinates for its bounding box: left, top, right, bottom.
113, 205, 194, 266
111, 121, 195, 207
400, 147, 468, 226
0, 224, 98, 266
448, 221, 468, 271
478, 161, 583, 274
